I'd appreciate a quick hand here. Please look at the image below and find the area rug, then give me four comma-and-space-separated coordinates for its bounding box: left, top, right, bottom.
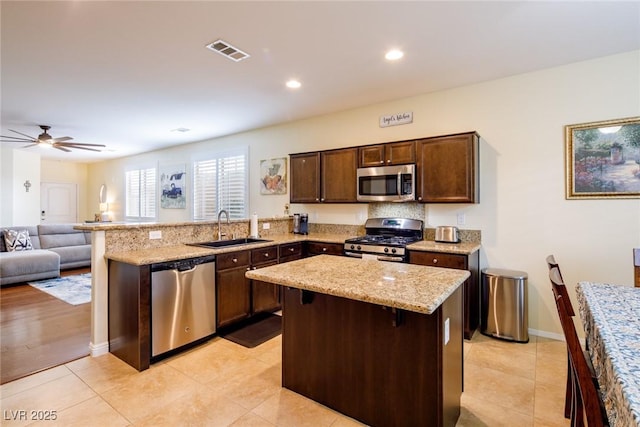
28, 273, 92, 305
220, 313, 282, 348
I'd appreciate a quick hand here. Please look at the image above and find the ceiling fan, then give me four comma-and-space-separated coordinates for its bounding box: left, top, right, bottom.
0, 125, 106, 152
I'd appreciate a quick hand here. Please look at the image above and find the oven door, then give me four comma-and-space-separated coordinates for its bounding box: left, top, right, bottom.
357, 164, 415, 202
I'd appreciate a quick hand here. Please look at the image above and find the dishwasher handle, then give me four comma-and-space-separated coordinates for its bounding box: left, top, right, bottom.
151, 255, 216, 272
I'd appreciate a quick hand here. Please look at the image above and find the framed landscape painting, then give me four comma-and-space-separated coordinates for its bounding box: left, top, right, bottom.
565, 117, 640, 199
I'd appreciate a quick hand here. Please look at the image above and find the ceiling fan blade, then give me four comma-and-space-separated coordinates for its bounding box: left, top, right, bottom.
8, 129, 37, 140
53, 145, 72, 152
53, 143, 102, 152
52, 136, 73, 142
21, 143, 39, 148
56, 142, 106, 148
1, 135, 35, 142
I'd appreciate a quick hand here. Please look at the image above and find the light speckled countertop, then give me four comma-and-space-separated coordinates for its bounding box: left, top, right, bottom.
407, 240, 481, 255
246, 254, 469, 315
105, 233, 354, 265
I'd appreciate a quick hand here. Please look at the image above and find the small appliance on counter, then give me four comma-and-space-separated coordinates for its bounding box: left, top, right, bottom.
293, 213, 309, 235
435, 226, 460, 243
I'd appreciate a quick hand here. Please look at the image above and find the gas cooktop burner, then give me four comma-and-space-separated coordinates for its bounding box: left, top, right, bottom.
343, 217, 424, 262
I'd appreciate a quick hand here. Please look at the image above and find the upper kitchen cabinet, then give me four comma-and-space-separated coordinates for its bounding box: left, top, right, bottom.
321, 148, 358, 202
358, 140, 415, 167
290, 152, 321, 203
290, 148, 358, 203
416, 132, 479, 203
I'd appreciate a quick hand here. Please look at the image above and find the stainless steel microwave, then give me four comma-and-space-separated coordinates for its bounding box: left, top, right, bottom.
357, 164, 415, 202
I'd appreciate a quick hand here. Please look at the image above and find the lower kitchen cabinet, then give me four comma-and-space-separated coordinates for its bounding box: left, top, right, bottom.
409, 250, 480, 340
305, 241, 344, 256
250, 246, 279, 314
216, 251, 251, 328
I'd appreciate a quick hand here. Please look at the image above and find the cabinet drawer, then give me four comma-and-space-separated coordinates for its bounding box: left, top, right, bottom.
409, 251, 467, 270
251, 246, 278, 265
307, 242, 344, 256
217, 251, 250, 270
280, 242, 303, 259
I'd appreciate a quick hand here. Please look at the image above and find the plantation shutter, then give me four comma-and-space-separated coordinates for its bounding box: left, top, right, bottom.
193, 149, 247, 220
125, 167, 157, 220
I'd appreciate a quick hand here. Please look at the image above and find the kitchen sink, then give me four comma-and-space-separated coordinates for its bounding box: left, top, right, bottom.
188, 238, 272, 249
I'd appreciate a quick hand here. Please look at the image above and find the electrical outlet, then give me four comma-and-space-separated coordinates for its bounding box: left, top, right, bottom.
262, 222, 270, 230
456, 213, 466, 225
149, 230, 162, 240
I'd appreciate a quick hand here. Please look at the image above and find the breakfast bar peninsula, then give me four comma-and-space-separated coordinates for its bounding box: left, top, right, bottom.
246, 255, 470, 427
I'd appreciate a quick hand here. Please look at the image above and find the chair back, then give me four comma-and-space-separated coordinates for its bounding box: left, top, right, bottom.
546, 255, 575, 316
552, 290, 607, 427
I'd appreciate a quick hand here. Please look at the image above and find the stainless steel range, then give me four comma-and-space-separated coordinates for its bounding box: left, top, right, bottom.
344, 218, 424, 262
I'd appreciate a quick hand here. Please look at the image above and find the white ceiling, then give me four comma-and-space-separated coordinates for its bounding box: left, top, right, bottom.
2, 1, 639, 162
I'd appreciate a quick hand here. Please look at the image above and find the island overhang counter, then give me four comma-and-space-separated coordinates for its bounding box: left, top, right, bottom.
246, 255, 470, 427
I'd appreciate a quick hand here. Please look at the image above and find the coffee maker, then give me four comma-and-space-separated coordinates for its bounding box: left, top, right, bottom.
293, 213, 309, 235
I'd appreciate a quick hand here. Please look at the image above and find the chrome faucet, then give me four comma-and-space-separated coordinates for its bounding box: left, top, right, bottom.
217, 209, 229, 240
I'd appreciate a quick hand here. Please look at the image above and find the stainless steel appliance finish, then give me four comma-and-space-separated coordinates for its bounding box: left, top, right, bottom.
356, 164, 415, 202
481, 268, 529, 343
435, 225, 460, 243
151, 256, 216, 357
344, 217, 423, 262
293, 213, 309, 235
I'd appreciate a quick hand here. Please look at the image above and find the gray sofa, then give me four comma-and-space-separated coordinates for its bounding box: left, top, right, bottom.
0, 224, 91, 286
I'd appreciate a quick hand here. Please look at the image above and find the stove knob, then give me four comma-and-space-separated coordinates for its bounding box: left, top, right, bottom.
384, 247, 389, 253
350, 244, 355, 250
391, 248, 397, 254
357, 245, 361, 250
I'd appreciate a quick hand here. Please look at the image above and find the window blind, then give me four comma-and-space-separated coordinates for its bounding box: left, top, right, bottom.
193, 150, 247, 220
125, 167, 157, 220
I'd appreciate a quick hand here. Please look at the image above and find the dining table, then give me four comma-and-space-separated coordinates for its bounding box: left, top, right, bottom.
576, 281, 640, 427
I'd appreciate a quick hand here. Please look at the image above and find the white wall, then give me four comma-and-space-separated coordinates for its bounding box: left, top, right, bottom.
0, 147, 41, 225
87, 50, 640, 336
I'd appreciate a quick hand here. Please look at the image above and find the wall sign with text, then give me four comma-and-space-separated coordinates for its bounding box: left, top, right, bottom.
379, 112, 413, 128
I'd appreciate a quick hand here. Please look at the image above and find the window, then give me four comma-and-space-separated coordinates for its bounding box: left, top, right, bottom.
193, 148, 248, 220
125, 167, 157, 220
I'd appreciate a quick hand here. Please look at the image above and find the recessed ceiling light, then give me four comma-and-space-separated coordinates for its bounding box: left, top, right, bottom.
286, 79, 302, 89
385, 49, 404, 61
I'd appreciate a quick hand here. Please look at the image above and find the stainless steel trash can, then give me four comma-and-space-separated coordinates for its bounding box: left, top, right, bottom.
481, 268, 529, 343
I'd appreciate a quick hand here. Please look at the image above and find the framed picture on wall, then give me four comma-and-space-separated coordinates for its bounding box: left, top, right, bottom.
260, 157, 287, 195
160, 164, 187, 208
565, 116, 640, 199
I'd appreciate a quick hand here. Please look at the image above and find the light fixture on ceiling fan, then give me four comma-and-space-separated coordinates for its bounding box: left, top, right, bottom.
0, 125, 106, 152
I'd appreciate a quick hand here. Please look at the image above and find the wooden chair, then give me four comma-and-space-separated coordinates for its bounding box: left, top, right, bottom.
634, 248, 639, 287
546, 254, 575, 419
549, 266, 608, 426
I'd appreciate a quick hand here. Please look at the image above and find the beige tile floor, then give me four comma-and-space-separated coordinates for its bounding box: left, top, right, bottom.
0, 332, 570, 426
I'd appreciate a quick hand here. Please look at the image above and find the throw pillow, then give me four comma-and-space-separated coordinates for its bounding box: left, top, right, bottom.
3, 229, 34, 252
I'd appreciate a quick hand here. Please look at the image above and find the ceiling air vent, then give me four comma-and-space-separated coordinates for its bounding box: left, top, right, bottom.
205, 39, 250, 62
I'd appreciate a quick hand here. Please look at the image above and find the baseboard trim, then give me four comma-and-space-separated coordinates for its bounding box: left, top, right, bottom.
528, 328, 564, 341
90, 341, 109, 357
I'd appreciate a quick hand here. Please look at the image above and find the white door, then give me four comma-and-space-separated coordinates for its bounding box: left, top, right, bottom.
41, 182, 78, 223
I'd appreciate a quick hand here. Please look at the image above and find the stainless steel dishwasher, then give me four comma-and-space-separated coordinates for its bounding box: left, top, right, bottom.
151, 255, 216, 357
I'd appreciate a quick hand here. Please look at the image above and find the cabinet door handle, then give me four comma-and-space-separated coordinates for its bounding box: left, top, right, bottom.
289, 247, 295, 252
322, 247, 327, 252
379, 160, 384, 164
387, 159, 391, 163
315, 198, 320, 201
418, 196, 422, 201
232, 258, 238, 263
433, 258, 438, 264
264, 253, 269, 257
246, 267, 250, 271
321, 198, 325, 202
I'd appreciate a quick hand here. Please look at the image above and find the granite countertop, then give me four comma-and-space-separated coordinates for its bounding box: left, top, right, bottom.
407, 240, 481, 255
246, 254, 469, 315
104, 233, 355, 265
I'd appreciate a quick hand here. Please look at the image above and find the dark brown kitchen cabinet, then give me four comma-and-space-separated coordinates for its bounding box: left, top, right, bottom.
409, 250, 480, 340
306, 241, 344, 256
321, 148, 358, 202
359, 140, 416, 167
290, 152, 321, 203
290, 148, 358, 203
216, 251, 251, 328
279, 242, 303, 263
416, 132, 479, 203
250, 246, 280, 314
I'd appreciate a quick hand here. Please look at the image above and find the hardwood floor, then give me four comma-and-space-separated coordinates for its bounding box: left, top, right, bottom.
0, 268, 91, 384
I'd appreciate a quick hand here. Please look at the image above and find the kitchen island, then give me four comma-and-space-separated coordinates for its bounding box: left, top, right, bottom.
246, 255, 470, 427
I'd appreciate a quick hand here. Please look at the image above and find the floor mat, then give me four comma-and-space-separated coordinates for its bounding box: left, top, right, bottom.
220, 313, 281, 348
